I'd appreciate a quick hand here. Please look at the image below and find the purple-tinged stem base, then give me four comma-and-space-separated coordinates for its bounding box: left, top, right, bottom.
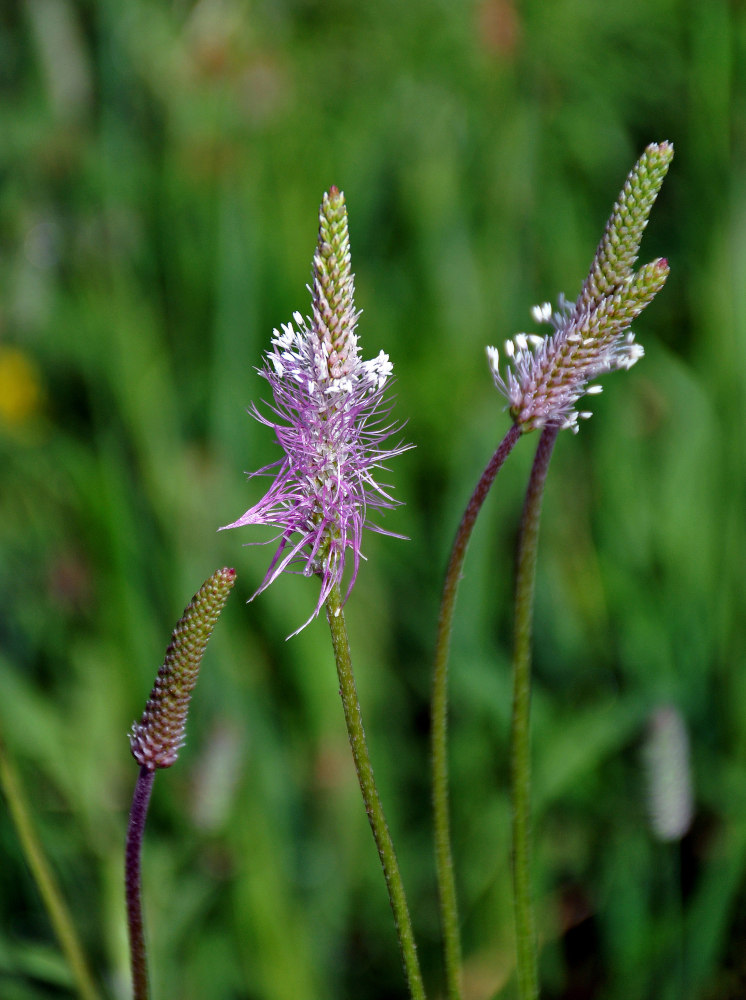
126, 765, 156, 1000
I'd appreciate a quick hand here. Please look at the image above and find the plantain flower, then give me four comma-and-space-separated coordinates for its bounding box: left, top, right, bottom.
221, 188, 408, 631
130, 568, 236, 769
488, 141, 673, 433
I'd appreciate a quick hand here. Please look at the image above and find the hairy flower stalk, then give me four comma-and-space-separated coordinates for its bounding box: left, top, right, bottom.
327, 583, 426, 1000
431, 423, 521, 1000
487, 141, 673, 434
221, 187, 407, 631
497, 143, 673, 1000
126, 568, 236, 1000
432, 143, 673, 1000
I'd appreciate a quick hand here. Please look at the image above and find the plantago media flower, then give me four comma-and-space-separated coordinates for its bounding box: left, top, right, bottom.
488, 141, 673, 433
221, 188, 408, 631
130, 568, 236, 769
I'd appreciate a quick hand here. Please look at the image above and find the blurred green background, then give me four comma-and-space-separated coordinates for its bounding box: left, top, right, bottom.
2, 0, 745, 997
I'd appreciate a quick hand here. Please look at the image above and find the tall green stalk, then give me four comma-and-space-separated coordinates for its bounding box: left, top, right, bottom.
510, 425, 558, 1000
431, 423, 521, 1000
325, 582, 426, 1000
486, 146, 672, 994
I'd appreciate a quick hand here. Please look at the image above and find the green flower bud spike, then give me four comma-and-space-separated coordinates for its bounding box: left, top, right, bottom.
313, 186, 358, 377
488, 142, 673, 434
505, 144, 672, 1000
433, 143, 673, 1000
129, 567, 236, 768
125, 568, 236, 1000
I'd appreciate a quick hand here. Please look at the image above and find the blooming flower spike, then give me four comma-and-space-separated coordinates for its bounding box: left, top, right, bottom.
488, 141, 673, 433
221, 188, 409, 632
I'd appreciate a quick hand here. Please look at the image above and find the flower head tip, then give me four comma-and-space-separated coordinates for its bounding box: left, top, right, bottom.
221, 189, 409, 632
488, 142, 673, 433
129, 568, 236, 769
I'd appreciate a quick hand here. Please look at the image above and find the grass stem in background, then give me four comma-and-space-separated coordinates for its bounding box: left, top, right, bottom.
0, 737, 101, 1000
431, 423, 522, 1000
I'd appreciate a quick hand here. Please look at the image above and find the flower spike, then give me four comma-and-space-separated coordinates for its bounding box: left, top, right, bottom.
221, 188, 409, 632
129, 568, 236, 769
488, 141, 673, 433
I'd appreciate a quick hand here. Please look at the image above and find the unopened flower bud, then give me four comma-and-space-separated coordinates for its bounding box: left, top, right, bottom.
130, 568, 236, 769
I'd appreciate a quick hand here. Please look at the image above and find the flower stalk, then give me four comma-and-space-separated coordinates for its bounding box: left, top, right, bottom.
431, 423, 521, 1000
510, 425, 558, 999
125, 568, 236, 1000
494, 142, 673, 999
430, 142, 672, 1000
125, 766, 156, 1000
326, 584, 426, 1000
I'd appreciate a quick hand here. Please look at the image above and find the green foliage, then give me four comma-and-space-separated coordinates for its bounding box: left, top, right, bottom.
1, 1, 745, 998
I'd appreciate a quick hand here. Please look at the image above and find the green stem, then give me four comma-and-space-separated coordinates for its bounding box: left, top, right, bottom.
0, 737, 101, 1000
431, 424, 521, 1000
511, 425, 559, 1000
325, 584, 426, 1000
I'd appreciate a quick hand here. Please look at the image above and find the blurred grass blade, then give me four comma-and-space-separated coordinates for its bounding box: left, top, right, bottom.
0, 737, 101, 1000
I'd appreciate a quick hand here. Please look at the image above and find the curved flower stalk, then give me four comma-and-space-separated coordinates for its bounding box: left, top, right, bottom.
499, 142, 673, 1000
431, 423, 521, 1000
488, 141, 673, 434
432, 142, 673, 1000
126, 568, 236, 1000
221, 187, 409, 632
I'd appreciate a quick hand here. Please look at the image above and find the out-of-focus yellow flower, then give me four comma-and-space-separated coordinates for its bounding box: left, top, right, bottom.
0, 347, 44, 427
